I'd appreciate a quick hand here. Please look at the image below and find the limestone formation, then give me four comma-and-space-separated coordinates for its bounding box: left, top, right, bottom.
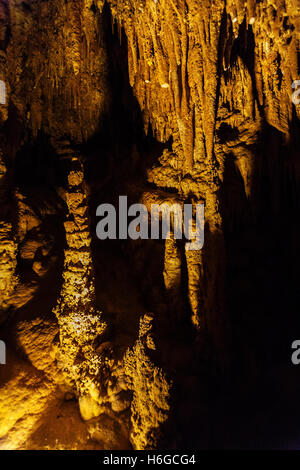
123, 313, 171, 450
53, 156, 107, 419
0, 220, 18, 316
0, 0, 299, 451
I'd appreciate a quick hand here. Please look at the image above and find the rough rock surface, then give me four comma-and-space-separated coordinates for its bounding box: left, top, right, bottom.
0, 0, 299, 451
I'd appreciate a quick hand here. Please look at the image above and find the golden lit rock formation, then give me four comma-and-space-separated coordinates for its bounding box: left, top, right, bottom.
53, 156, 107, 419
123, 313, 171, 450
0, 0, 299, 451
0, 221, 18, 315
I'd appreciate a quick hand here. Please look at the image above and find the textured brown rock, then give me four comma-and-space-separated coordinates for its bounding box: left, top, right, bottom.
123, 313, 171, 450
53, 157, 107, 416
0, 222, 18, 314
5, 0, 110, 142
0, 352, 58, 449
0, 0, 299, 451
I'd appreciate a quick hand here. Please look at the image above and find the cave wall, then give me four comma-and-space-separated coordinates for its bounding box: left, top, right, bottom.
0, 0, 299, 450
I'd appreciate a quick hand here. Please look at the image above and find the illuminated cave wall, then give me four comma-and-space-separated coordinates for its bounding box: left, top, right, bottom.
0, 0, 299, 450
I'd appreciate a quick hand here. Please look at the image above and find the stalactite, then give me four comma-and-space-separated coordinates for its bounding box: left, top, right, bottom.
185, 249, 204, 331
163, 234, 184, 322
6, 0, 110, 143
0, 0, 298, 451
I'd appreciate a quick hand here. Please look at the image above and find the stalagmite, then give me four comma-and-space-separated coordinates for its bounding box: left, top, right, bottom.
53, 156, 107, 420
123, 313, 171, 450
0, 0, 298, 451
